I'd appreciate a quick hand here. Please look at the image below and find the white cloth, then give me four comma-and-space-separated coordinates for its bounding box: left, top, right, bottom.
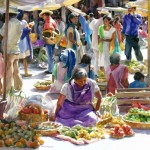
99, 27, 116, 71
56, 21, 66, 35
0, 18, 22, 54
60, 79, 99, 102
89, 18, 103, 74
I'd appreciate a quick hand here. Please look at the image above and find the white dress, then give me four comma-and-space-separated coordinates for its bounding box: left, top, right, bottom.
89, 18, 103, 74
99, 27, 116, 71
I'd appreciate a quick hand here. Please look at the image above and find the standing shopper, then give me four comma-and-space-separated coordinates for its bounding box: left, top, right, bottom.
17, 11, 33, 77
0, 8, 23, 94
122, 2, 143, 62
89, 9, 109, 76
39, 10, 57, 74
65, 13, 83, 64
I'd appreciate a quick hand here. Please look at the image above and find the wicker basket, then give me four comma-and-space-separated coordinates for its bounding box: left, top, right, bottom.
123, 118, 150, 129
29, 33, 38, 43
34, 85, 51, 91
19, 112, 48, 123
42, 29, 60, 45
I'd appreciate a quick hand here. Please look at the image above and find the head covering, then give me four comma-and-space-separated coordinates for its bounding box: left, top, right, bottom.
60, 49, 76, 78
9, 7, 19, 14
39, 9, 53, 18
125, 2, 138, 8
17, 10, 24, 21
68, 12, 78, 23
97, 8, 110, 15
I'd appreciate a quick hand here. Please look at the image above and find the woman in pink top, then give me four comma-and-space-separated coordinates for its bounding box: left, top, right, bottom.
0, 51, 3, 95
106, 53, 129, 94
113, 16, 122, 44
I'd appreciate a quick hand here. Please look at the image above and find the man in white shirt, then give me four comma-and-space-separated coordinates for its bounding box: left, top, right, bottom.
0, 8, 23, 94
89, 9, 109, 76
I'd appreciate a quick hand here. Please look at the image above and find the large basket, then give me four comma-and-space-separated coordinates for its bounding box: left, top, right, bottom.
29, 33, 38, 43
19, 112, 48, 123
34, 85, 51, 91
123, 119, 150, 129
42, 29, 60, 45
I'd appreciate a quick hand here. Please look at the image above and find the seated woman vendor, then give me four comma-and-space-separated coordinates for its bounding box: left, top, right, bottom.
50, 68, 102, 127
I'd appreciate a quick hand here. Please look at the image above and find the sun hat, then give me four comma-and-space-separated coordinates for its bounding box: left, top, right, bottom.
39, 9, 53, 18
125, 2, 138, 8
8, 7, 19, 14
97, 8, 110, 15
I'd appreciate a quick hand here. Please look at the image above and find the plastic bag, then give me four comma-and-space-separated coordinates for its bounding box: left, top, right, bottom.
99, 95, 119, 116
4, 87, 26, 120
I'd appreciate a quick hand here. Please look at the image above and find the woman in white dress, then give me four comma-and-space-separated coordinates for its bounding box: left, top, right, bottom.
98, 16, 120, 71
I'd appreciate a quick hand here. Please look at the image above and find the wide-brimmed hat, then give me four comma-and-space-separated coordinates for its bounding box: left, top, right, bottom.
125, 2, 138, 8
9, 7, 19, 14
97, 8, 110, 15
39, 9, 53, 18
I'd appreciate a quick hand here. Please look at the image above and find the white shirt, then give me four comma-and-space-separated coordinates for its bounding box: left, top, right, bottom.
89, 18, 103, 50
60, 79, 99, 102
0, 17, 22, 54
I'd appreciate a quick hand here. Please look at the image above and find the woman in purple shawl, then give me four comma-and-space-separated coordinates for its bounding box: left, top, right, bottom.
51, 68, 102, 127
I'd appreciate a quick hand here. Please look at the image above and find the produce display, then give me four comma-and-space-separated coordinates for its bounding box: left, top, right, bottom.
123, 59, 147, 74
100, 93, 118, 116
34, 80, 52, 90
19, 104, 48, 123
96, 70, 107, 90
0, 120, 44, 148
123, 108, 150, 129
29, 122, 62, 136
109, 124, 134, 139
56, 125, 105, 145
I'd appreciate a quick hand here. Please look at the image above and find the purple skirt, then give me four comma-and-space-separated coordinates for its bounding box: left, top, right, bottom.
56, 100, 98, 127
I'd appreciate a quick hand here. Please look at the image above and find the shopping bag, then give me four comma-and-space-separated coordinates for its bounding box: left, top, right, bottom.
3, 87, 27, 121
120, 42, 125, 51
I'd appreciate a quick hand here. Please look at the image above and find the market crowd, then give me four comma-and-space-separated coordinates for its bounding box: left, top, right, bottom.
0, 2, 149, 126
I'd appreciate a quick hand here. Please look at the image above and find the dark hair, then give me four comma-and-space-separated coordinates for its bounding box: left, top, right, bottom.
79, 54, 91, 77
68, 13, 77, 23
44, 13, 51, 16
89, 13, 94, 17
103, 15, 112, 22
17, 10, 24, 21
56, 16, 61, 20
134, 72, 145, 81
69, 68, 87, 84
110, 53, 120, 65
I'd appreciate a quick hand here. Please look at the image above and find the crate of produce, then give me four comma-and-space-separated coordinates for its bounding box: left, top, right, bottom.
115, 88, 150, 105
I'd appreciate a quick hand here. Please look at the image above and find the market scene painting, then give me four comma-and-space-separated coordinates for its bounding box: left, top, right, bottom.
0, 0, 150, 149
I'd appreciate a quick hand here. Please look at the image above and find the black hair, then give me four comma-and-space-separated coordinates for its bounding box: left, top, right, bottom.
89, 13, 94, 17
79, 54, 91, 78
134, 72, 145, 81
110, 53, 120, 65
69, 68, 87, 84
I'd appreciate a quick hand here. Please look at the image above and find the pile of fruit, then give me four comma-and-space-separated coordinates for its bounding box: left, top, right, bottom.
124, 59, 147, 74
123, 108, 150, 123
34, 80, 52, 90
109, 124, 134, 139
0, 120, 44, 148
96, 70, 107, 83
58, 125, 105, 141
19, 104, 48, 122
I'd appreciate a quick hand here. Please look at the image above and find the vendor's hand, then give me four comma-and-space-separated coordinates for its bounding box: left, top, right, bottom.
49, 112, 56, 121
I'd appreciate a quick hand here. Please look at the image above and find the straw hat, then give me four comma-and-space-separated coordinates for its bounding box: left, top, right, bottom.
9, 7, 19, 14
97, 8, 109, 15
39, 9, 53, 18
125, 2, 138, 8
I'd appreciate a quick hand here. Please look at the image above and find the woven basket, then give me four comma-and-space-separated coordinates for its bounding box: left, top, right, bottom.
29, 33, 38, 43
34, 85, 51, 91
42, 29, 60, 45
19, 112, 48, 123
123, 118, 150, 129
